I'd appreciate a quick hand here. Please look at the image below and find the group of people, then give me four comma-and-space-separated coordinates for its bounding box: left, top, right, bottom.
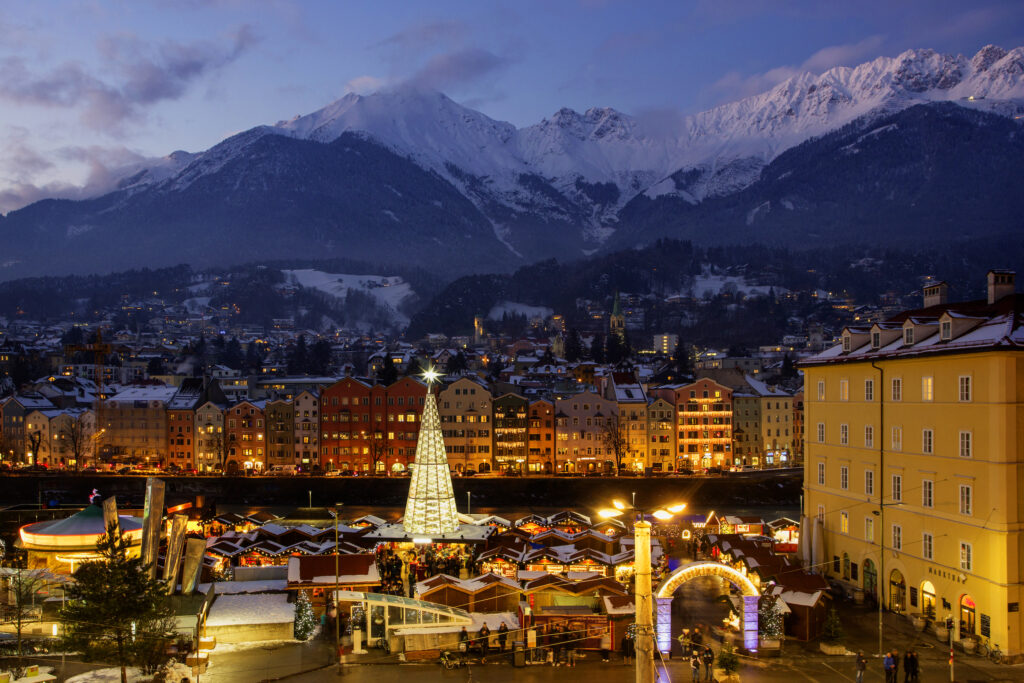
856, 648, 920, 683
688, 647, 715, 682
372, 542, 475, 597
458, 622, 511, 658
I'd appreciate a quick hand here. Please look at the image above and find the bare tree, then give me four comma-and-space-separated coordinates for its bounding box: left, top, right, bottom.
600, 413, 627, 476
6, 567, 51, 664
26, 431, 41, 466
368, 431, 390, 476
61, 415, 89, 471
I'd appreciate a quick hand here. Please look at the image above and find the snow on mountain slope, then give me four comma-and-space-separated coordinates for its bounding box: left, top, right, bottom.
102, 45, 1024, 241
283, 268, 414, 327
649, 45, 1024, 201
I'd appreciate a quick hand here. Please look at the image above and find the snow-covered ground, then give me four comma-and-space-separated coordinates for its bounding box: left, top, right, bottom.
67, 668, 148, 683
487, 301, 554, 320
678, 268, 789, 300
282, 269, 414, 326
182, 296, 212, 314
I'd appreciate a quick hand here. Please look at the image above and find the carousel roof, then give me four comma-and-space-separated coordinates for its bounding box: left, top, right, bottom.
19, 504, 143, 550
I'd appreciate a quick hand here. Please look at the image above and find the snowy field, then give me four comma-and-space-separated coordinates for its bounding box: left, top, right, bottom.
487, 301, 553, 320
283, 269, 414, 325
681, 268, 789, 300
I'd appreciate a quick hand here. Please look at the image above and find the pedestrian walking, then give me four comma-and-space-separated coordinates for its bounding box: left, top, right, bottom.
600, 629, 611, 662
621, 633, 633, 664
690, 649, 701, 683
855, 650, 867, 683
701, 646, 715, 681
891, 647, 900, 682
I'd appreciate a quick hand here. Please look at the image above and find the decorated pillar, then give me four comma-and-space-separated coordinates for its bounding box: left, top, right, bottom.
656, 597, 672, 653
742, 594, 759, 653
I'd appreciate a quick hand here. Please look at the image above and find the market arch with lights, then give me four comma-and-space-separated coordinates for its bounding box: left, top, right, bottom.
654, 561, 760, 654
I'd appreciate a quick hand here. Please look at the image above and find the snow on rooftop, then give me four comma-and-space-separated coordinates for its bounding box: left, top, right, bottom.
205, 593, 294, 627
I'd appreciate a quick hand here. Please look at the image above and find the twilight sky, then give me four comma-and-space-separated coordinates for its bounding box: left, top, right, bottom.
1, 0, 1022, 213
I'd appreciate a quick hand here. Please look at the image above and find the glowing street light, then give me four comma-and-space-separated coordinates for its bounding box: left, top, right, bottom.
600, 498, 685, 683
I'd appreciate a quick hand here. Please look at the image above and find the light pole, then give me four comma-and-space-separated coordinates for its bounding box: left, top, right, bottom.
329, 503, 343, 664
600, 498, 686, 683
466, 491, 471, 516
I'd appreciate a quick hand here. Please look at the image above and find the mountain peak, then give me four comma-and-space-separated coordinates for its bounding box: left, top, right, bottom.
972, 44, 1008, 72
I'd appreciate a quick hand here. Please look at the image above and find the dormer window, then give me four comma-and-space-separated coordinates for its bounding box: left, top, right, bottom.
904, 328, 914, 345
871, 332, 881, 349
842, 336, 851, 352
940, 321, 951, 340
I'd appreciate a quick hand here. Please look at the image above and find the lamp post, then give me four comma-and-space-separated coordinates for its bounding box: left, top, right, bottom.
600, 498, 686, 683
329, 503, 343, 664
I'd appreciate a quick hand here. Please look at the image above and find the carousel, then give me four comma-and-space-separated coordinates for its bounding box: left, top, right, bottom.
18, 504, 143, 574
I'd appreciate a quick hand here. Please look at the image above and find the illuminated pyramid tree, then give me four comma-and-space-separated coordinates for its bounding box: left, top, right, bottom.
403, 368, 460, 535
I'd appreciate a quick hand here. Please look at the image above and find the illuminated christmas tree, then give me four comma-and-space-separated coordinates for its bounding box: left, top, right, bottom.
403, 367, 460, 535
294, 590, 316, 640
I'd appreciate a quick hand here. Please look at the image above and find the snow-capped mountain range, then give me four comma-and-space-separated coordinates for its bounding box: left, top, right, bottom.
121, 46, 1024, 243
1, 45, 1023, 280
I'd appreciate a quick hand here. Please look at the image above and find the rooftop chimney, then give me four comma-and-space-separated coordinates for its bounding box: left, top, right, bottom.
987, 270, 1016, 305
922, 282, 948, 308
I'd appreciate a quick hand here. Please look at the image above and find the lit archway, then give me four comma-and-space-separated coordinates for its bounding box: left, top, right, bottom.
654, 561, 760, 654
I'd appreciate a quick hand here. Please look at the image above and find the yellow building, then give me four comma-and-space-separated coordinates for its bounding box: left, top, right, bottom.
437, 377, 492, 473
802, 271, 1023, 658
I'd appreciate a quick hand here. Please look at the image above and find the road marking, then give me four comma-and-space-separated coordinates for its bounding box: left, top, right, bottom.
822, 661, 858, 681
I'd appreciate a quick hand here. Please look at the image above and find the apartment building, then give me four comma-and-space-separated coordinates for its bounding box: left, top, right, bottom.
437, 377, 493, 473
802, 271, 1024, 657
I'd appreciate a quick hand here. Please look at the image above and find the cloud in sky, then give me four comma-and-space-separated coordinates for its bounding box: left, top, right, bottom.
0, 129, 155, 212
345, 75, 388, 95
407, 47, 511, 92
709, 35, 886, 101
375, 20, 468, 53
0, 25, 258, 131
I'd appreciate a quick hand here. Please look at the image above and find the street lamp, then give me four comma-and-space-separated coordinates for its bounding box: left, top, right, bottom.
328, 503, 344, 664
599, 498, 686, 683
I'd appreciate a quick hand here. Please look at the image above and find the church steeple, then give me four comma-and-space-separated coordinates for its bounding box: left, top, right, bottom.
610, 291, 625, 340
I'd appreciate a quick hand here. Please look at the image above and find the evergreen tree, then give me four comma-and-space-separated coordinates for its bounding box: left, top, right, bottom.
378, 356, 398, 385
287, 336, 309, 375
294, 590, 316, 640
822, 607, 844, 643
605, 333, 624, 365
758, 595, 785, 639
717, 643, 740, 675
672, 338, 691, 374
146, 357, 166, 377
308, 340, 333, 375
564, 328, 583, 363
404, 357, 423, 377
446, 351, 468, 375
245, 341, 264, 373
220, 337, 243, 370
781, 353, 797, 379
60, 525, 175, 683
590, 333, 606, 363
